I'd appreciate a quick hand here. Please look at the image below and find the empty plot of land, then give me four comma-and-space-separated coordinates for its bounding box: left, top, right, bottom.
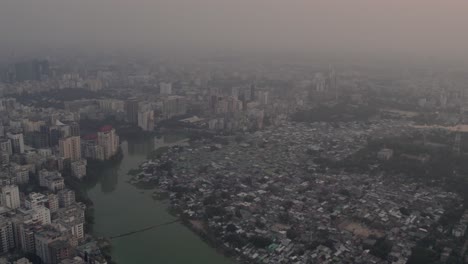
339, 221, 383, 238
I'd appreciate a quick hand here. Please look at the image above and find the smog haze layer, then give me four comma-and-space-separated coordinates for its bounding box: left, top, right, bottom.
1, 0, 468, 63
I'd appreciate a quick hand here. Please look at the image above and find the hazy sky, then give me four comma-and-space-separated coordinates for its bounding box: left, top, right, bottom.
1, 0, 468, 60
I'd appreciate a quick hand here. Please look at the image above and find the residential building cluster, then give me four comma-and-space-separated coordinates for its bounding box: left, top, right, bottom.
0, 98, 114, 263
131, 120, 461, 264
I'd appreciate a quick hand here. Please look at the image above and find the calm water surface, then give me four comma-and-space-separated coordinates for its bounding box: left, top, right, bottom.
85, 136, 234, 264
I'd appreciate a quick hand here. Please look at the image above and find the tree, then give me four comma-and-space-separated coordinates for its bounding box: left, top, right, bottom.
250, 235, 272, 248
370, 238, 393, 260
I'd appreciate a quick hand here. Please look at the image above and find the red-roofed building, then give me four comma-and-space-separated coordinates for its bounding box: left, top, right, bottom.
98, 125, 113, 133
81, 134, 97, 141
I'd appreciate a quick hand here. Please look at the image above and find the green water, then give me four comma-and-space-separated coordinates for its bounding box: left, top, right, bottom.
85, 137, 234, 264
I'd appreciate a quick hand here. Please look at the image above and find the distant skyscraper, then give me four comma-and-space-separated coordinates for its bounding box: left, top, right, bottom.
163, 96, 187, 119
30, 131, 49, 149
0, 185, 20, 209
327, 66, 338, 101
57, 189, 75, 208
59, 136, 81, 161
48, 126, 62, 147
138, 110, 155, 131
160, 82, 173, 95
14, 59, 49, 82
0, 138, 12, 156
250, 84, 256, 101
314, 73, 326, 92
0, 216, 15, 254
125, 98, 139, 124
0, 152, 9, 166
7, 132, 24, 154
69, 122, 80, 137
97, 126, 119, 160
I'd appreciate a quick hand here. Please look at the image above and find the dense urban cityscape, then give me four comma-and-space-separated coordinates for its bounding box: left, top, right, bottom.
3, 1, 468, 264
0, 55, 467, 264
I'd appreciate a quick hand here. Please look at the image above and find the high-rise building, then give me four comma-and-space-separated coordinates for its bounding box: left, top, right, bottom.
37, 171, 64, 192
59, 136, 81, 161
29, 131, 49, 149
35, 206, 51, 225
138, 110, 155, 131
7, 132, 24, 154
14, 167, 30, 184
69, 122, 80, 137
258, 91, 269, 105
124, 98, 139, 124
49, 240, 73, 264
18, 220, 42, 254
0, 152, 9, 166
57, 189, 75, 208
81, 136, 105, 161
25, 192, 48, 210
0, 216, 15, 254
314, 72, 326, 92
163, 96, 187, 119
250, 84, 256, 101
0, 138, 12, 156
14, 59, 49, 82
0, 185, 20, 209
97, 126, 119, 160
54, 204, 85, 240
160, 82, 173, 95
48, 127, 62, 147
34, 227, 63, 264
98, 99, 124, 113
47, 194, 59, 213
71, 160, 87, 179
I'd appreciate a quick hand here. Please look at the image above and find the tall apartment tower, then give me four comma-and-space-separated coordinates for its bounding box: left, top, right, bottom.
125, 98, 139, 124
7, 132, 24, 154
0, 138, 12, 155
97, 126, 119, 160
0, 216, 15, 254
0, 185, 20, 209
69, 122, 80, 137
58, 136, 81, 161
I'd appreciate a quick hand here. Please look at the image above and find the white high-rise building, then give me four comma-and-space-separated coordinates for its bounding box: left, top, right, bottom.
54, 204, 85, 239
32, 206, 51, 225
138, 110, 155, 131
0, 185, 20, 209
97, 126, 119, 160
59, 136, 81, 161
7, 132, 24, 154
